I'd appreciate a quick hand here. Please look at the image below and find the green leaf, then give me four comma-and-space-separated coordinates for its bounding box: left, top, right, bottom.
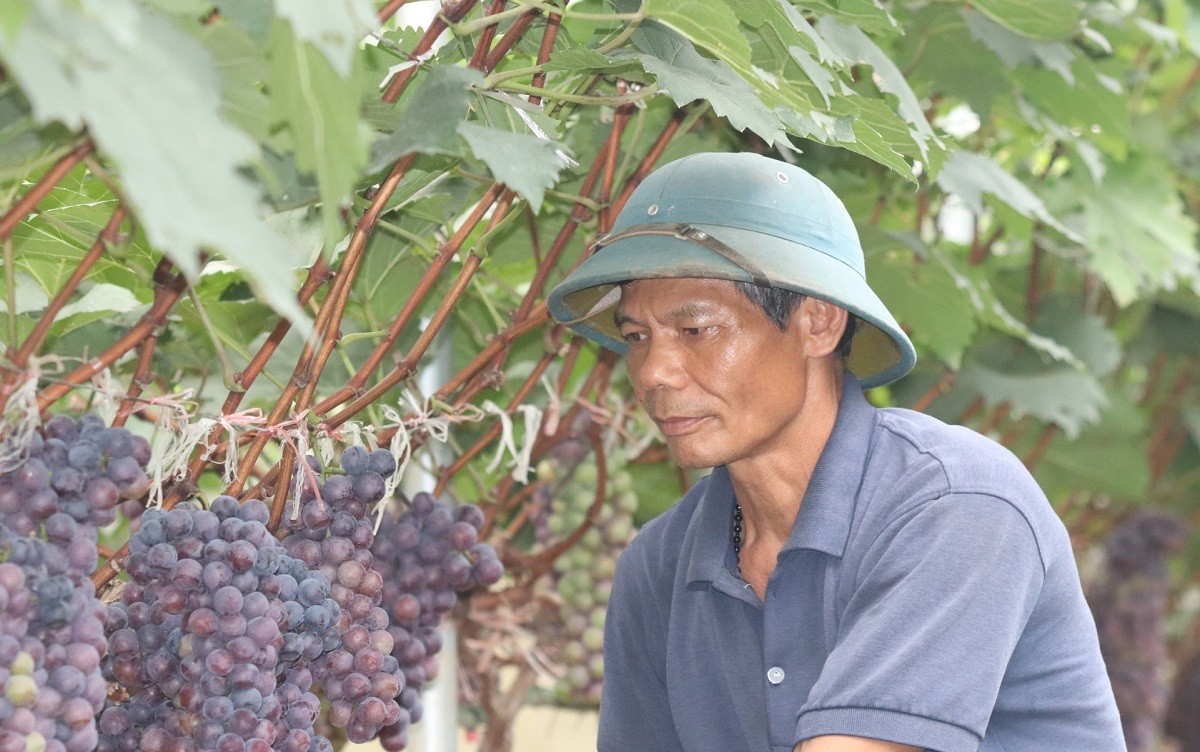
863, 236, 977, 368
214, 0, 271, 40
0, 87, 70, 183
642, 0, 753, 69
269, 19, 367, 248
814, 19, 938, 157
11, 272, 48, 314
1030, 296, 1121, 378
272, 0, 374, 77
961, 8, 1075, 84
56, 283, 142, 319
1073, 158, 1199, 306
622, 23, 789, 147
971, 0, 1083, 41
1038, 392, 1149, 499
0, 0, 311, 329
199, 19, 273, 142
457, 122, 571, 214
544, 47, 617, 71
788, 46, 836, 107
791, 0, 897, 35
370, 65, 483, 171
936, 151, 1080, 241
959, 363, 1106, 438
0, 0, 28, 42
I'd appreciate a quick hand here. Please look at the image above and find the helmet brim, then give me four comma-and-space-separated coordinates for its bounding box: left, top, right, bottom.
547, 223, 917, 389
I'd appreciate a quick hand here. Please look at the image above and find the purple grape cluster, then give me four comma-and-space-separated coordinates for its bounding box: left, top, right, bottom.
280, 448, 405, 744
0, 524, 109, 752
0, 413, 149, 752
372, 491, 502, 751
1092, 510, 1188, 752
1, 414, 152, 537
99, 497, 338, 752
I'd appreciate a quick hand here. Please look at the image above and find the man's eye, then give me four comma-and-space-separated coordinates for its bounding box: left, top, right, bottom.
682, 326, 711, 337
621, 331, 645, 343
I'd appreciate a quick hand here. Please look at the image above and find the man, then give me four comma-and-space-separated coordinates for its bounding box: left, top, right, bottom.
546, 152, 1125, 752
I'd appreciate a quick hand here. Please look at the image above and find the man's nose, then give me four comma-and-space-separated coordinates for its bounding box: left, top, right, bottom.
633, 335, 688, 393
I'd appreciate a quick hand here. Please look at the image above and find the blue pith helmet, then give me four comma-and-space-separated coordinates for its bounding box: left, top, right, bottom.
546, 151, 917, 388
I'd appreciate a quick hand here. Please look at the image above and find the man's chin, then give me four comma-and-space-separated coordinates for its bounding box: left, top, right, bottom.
665, 443, 723, 471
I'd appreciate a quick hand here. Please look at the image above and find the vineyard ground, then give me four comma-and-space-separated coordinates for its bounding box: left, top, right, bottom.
346, 705, 599, 752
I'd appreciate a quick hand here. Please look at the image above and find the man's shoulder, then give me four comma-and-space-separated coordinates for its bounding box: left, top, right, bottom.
872, 405, 1044, 501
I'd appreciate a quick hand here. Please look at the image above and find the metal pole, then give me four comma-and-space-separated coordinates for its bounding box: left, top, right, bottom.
400, 318, 458, 752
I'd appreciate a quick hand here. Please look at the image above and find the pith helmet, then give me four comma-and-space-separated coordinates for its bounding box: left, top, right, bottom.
546, 151, 917, 388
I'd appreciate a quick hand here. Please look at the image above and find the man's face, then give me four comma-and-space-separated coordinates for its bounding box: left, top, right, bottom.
615, 278, 814, 469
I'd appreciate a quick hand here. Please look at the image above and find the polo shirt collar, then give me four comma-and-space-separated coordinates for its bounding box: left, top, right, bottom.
685, 373, 878, 587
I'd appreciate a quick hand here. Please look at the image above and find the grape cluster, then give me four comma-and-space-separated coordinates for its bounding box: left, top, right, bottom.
0, 526, 108, 752
1, 413, 152, 537
0, 414, 149, 752
280, 448, 405, 745
533, 454, 637, 706
99, 497, 337, 752
372, 491, 502, 751
1091, 510, 1188, 752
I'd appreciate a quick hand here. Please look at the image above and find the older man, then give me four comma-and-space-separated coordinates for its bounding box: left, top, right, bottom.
547, 152, 1124, 752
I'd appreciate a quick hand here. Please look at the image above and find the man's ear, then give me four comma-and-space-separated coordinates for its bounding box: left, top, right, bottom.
796, 297, 849, 358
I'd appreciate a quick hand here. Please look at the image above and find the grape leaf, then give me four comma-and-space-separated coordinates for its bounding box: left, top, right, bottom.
272, 0, 374, 77
544, 47, 619, 71
792, 0, 897, 34
1038, 392, 1149, 499
369, 65, 483, 172
214, 0, 271, 40
936, 151, 1080, 241
269, 20, 367, 249
0, 0, 310, 329
971, 0, 1083, 41
815, 18, 938, 156
621, 23, 789, 147
961, 8, 1075, 84
959, 363, 1106, 438
1073, 158, 1200, 306
642, 0, 752, 69
56, 283, 142, 319
457, 122, 571, 214
863, 237, 977, 368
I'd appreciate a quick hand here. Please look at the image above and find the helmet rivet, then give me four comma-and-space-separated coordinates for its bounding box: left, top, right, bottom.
647, 204, 659, 215
776, 172, 789, 183
694, 231, 708, 240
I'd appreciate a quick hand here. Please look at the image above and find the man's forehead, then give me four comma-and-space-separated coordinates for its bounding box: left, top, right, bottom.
614, 278, 745, 321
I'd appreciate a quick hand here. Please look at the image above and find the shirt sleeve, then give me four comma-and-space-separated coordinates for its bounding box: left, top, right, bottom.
598, 538, 686, 752
795, 492, 1046, 752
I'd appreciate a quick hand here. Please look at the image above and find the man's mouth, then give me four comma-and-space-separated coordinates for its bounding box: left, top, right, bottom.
653, 416, 708, 437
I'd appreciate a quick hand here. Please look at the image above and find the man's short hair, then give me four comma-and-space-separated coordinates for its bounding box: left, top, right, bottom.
733, 281, 858, 359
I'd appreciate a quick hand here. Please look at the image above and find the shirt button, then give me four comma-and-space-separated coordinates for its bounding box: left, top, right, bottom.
767, 667, 785, 685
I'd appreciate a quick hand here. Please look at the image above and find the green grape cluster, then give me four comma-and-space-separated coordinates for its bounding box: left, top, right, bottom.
536, 454, 638, 707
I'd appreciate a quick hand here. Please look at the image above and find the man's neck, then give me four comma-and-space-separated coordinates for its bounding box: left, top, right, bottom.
727, 368, 843, 573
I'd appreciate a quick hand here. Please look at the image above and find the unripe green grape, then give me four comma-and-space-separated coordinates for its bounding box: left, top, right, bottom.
547, 515, 568, 537
588, 655, 605, 680
603, 516, 634, 546
10, 651, 33, 676
567, 665, 590, 690
588, 607, 606, 630
570, 590, 594, 612
574, 461, 599, 486
565, 613, 588, 637
581, 528, 602, 551
582, 626, 604, 652
569, 489, 593, 511
611, 471, 633, 493
563, 642, 586, 664
537, 459, 558, 483
616, 490, 639, 515
6, 674, 36, 707
25, 731, 46, 752
594, 554, 617, 580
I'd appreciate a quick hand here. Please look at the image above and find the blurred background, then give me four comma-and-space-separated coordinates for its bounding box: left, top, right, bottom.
3, 0, 1200, 750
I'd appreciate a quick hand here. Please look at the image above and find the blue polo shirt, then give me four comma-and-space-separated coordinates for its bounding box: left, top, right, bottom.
599, 376, 1125, 752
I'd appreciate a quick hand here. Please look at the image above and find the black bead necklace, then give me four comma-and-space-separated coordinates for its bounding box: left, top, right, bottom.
732, 503, 744, 567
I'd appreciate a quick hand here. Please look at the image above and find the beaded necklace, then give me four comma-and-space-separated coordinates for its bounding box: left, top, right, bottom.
732, 503, 744, 571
